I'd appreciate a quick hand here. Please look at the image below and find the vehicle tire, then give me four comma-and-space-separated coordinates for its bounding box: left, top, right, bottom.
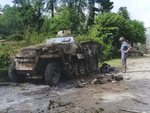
131, 53, 134, 57
45, 62, 61, 86
92, 58, 98, 72
66, 61, 74, 75
9, 62, 25, 83
79, 62, 86, 75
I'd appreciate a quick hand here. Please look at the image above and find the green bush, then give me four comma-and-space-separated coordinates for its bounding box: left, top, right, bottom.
76, 13, 134, 62
0, 26, 55, 82
23, 27, 52, 45
0, 27, 53, 69
7, 34, 24, 41
0, 43, 16, 68
0, 34, 6, 39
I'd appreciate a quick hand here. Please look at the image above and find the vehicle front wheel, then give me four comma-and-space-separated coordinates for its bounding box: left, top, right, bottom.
9, 62, 25, 83
45, 62, 61, 86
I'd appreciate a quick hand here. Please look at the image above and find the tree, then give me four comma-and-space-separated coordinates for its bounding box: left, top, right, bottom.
97, 0, 114, 14
118, 6, 130, 21
87, 0, 96, 26
87, 0, 114, 27
0, 0, 45, 38
0, 5, 20, 36
32, 0, 45, 32
42, 6, 80, 35
79, 13, 134, 61
12, 0, 31, 6
12, 0, 45, 33
67, 1, 86, 26
130, 20, 146, 46
55, 0, 86, 33
46, 0, 57, 18
0, 5, 2, 13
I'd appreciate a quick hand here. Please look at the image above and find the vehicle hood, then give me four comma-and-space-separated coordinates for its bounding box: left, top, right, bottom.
14, 43, 55, 58
21, 43, 54, 50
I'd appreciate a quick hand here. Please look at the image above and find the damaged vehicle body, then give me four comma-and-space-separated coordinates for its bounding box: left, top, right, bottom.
9, 37, 99, 86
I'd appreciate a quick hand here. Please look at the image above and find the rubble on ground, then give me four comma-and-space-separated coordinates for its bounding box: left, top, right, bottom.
91, 63, 123, 85
91, 73, 123, 85
100, 63, 115, 73
74, 63, 124, 87
74, 80, 87, 88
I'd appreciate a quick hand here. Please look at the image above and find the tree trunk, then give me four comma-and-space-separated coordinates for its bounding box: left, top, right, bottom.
87, 0, 95, 26
38, 2, 41, 33
51, 0, 54, 18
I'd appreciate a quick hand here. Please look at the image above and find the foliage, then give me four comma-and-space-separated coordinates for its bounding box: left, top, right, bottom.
87, 0, 114, 26
0, 43, 15, 68
0, 5, 20, 36
102, 58, 122, 67
23, 27, 49, 45
87, 13, 133, 61
0, 1, 45, 38
129, 20, 146, 44
7, 34, 24, 41
87, 0, 95, 26
0, 34, 6, 39
0, 27, 49, 69
41, 6, 81, 35
118, 6, 130, 21
46, 0, 58, 17
97, 0, 114, 14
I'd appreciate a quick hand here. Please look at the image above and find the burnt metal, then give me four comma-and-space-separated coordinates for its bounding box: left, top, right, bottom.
10, 36, 99, 80
128, 47, 143, 57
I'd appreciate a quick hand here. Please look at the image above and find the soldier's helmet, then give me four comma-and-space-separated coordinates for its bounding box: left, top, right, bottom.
119, 37, 125, 41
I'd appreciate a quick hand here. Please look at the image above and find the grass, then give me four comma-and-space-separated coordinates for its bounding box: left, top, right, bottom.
101, 58, 122, 67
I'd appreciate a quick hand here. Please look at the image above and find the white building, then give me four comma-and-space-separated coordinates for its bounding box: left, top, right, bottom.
146, 27, 150, 47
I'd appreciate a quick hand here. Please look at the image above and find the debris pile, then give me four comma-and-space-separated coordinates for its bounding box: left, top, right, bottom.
47, 100, 75, 112
91, 73, 123, 85
74, 63, 123, 87
100, 63, 115, 73
74, 79, 87, 88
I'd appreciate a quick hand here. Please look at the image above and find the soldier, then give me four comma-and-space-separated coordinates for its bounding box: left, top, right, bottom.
119, 37, 132, 73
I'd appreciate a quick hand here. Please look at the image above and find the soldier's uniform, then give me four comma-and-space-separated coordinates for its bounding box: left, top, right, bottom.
120, 41, 130, 72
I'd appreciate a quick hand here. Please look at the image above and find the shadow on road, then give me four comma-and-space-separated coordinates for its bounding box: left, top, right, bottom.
24, 74, 77, 86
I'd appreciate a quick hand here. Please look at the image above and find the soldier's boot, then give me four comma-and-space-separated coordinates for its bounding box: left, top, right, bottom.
123, 64, 126, 73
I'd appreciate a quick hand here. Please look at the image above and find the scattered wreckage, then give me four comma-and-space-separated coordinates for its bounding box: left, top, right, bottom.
9, 36, 99, 86
91, 73, 123, 85
91, 63, 123, 85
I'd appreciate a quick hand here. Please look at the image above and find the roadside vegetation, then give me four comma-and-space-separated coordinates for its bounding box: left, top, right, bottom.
102, 58, 122, 67
0, 0, 146, 81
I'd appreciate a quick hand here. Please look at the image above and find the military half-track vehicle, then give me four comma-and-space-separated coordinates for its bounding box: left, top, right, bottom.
128, 47, 143, 57
9, 37, 99, 86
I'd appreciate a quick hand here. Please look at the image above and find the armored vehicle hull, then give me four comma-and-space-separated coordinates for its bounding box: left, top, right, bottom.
9, 37, 99, 86
128, 47, 143, 57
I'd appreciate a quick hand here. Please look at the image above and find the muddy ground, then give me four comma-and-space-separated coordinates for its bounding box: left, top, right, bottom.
0, 57, 150, 113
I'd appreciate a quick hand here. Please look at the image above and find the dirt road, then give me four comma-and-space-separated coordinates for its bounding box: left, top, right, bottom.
0, 57, 150, 113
